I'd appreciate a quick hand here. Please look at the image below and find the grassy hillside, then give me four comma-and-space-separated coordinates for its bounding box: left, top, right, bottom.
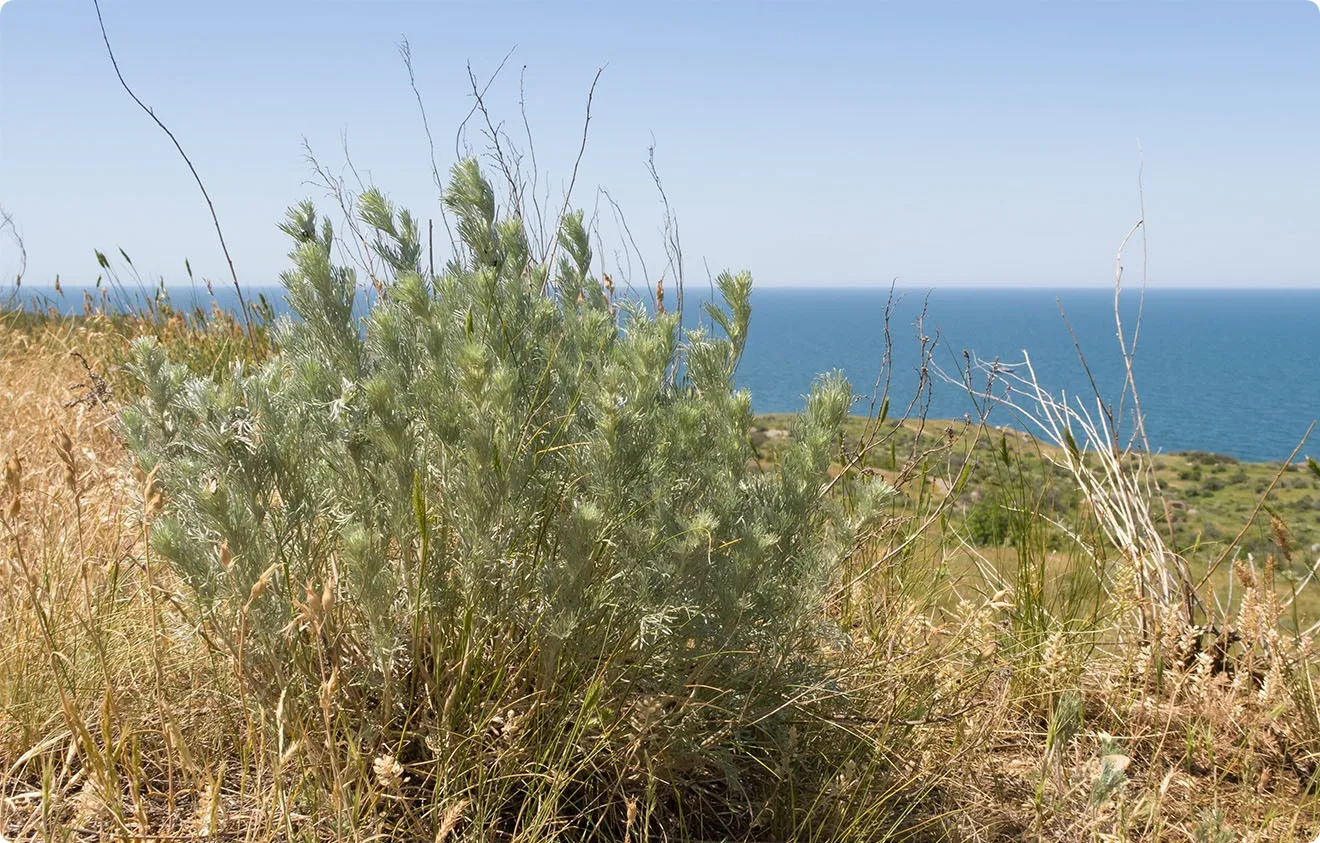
754, 413, 1320, 622
2, 305, 1319, 841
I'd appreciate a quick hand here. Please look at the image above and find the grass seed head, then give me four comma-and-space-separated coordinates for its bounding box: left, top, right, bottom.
434, 798, 469, 843
54, 429, 77, 491
372, 754, 404, 791
3, 454, 22, 518
142, 464, 164, 516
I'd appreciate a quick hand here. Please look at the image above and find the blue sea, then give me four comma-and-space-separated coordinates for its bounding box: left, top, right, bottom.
6, 284, 1317, 463
738, 287, 1318, 464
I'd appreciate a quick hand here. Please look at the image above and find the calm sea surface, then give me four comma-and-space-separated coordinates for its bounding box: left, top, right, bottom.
8, 284, 1317, 462
737, 287, 1318, 463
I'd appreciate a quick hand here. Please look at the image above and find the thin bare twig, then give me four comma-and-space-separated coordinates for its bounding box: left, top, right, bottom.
1197, 424, 1315, 590
65, 351, 112, 410
301, 138, 381, 289
544, 67, 605, 271
1057, 299, 1114, 448
461, 54, 527, 227
1110, 216, 1153, 458
1117, 140, 1151, 433
455, 47, 517, 163
598, 187, 649, 295
645, 139, 684, 328
518, 65, 547, 257
91, 0, 251, 336
399, 36, 456, 271
0, 204, 26, 287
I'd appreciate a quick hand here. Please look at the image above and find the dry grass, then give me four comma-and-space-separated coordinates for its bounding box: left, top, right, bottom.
0, 319, 259, 840
3, 316, 1320, 841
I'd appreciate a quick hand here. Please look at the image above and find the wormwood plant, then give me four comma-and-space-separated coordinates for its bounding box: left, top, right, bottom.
121, 160, 897, 839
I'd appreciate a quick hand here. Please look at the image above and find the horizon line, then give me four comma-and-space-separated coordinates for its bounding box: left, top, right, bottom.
7, 281, 1320, 292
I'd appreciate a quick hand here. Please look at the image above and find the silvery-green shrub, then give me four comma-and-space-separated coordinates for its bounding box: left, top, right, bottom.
122, 160, 894, 836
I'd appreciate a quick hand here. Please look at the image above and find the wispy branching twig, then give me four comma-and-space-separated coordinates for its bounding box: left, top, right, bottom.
544, 67, 604, 269
399, 37, 457, 273
0, 204, 26, 287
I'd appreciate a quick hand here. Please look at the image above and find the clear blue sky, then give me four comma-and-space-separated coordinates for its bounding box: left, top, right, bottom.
1, 1, 1317, 288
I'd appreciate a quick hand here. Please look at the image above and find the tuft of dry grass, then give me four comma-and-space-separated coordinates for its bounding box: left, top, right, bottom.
0, 317, 257, 840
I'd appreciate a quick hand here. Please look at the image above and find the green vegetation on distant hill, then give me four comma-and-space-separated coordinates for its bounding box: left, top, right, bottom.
754, 414, 1320, 616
